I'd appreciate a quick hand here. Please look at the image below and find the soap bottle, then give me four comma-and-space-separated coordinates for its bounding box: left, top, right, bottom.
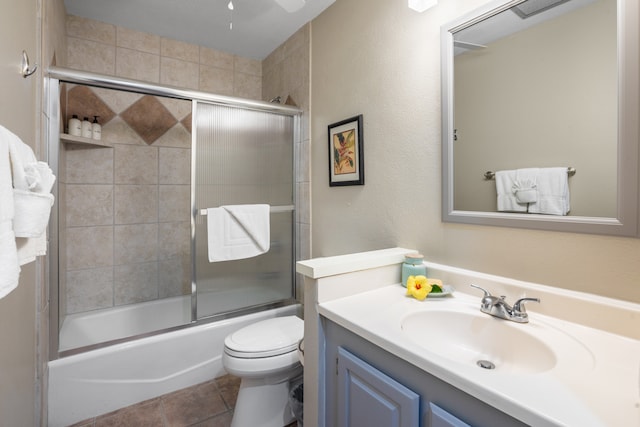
91, 116, 101, 140
401, 253, 427, 287
68, 114, 81, 136
81, 117, 92, 138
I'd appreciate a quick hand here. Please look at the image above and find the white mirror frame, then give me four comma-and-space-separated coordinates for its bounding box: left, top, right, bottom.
441, 0, 639, 236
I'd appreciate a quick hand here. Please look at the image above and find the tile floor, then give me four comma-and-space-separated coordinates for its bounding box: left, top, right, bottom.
69, 374, 298, 427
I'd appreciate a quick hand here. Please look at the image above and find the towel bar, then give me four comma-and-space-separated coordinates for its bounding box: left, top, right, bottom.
198, 205, 294, 216
484, 167, 576, 180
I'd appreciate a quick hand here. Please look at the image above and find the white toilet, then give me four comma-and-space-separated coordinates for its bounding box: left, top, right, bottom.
223, 315, 304, 427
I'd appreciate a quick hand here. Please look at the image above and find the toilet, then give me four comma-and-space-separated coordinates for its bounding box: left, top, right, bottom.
222, 315, 304, 427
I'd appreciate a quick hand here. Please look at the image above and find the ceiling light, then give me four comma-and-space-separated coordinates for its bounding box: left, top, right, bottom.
408, 0, 438, 12
274, 0, 305, 13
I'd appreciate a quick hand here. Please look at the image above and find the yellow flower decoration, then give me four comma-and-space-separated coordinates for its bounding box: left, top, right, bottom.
406, 275, 432, 301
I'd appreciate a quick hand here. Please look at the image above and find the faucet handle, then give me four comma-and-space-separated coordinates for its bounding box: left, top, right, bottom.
469, 284, 491, 297
513, 297, 540, 314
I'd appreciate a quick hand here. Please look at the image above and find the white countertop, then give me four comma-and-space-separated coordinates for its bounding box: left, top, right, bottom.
319, 284, 640, 427
296, 247, 414, 279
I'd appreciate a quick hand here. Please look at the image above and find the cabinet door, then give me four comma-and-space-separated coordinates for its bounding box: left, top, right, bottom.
429, 402, 471, 427
337, 346, 419, 427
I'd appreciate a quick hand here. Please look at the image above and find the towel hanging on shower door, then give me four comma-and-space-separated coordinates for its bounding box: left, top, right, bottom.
207, 204, 270, 262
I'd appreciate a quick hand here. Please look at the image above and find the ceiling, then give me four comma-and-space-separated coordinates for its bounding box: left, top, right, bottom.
453, 0, 598, 54
64, 0, 335, 60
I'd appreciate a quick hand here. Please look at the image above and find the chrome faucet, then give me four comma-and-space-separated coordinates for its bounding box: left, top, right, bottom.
470, 284, 540, 323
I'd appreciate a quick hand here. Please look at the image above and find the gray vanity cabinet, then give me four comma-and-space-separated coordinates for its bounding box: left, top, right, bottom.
323, 317, 527, 427
337, 346, 420, 427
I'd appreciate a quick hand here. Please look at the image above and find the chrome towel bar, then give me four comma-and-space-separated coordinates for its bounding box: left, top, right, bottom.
484, 167, 576, 180
198, 205, 294, 216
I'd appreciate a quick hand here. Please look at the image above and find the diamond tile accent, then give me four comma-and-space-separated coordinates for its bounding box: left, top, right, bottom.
67, 85, 116, 127
180, 113, 192, 133
120, 95, 178, 145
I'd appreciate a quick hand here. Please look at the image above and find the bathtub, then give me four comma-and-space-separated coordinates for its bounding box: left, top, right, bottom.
48, 304, 300, 427
59, 286, 288, 351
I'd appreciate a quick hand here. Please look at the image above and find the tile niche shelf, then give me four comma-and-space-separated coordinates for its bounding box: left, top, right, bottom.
60, 133, 113, 148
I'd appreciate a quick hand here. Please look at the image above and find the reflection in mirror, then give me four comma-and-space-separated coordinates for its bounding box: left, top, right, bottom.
441, 0, 639, 236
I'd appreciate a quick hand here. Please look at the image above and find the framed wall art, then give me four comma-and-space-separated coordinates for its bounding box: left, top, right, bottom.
328, 114, 364, 186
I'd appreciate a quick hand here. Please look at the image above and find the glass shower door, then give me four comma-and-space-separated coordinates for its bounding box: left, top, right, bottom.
193, 101, 295, 319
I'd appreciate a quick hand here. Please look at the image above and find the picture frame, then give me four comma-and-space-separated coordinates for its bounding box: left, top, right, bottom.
328, 114, 364, 186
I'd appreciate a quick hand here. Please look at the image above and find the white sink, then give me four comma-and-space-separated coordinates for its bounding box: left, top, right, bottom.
401, 309, 560, 374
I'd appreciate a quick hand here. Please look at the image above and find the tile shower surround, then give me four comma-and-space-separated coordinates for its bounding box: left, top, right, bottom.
66, 15, 263, 100
62, 14, 312, 314
63, 85, 193, 315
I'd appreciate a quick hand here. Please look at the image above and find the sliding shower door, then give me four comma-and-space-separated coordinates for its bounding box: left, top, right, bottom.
193, 101, 295, 319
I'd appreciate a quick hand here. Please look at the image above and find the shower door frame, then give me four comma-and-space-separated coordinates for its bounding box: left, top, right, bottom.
47, 67, 301, 360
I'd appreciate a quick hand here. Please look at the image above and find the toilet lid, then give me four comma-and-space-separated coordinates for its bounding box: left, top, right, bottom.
224, 316, 304, 358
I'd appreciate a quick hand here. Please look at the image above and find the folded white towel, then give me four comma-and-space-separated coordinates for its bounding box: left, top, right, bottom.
25, 161, 56, 194
13, 189, 54, 238
495, 170, 528, 212
513, 168, 538, 204
6, 125, 56, 238
7, 129, 37, 191
16, 234, 47, 266
528, 167, 570, 215
207, 204, 270, 262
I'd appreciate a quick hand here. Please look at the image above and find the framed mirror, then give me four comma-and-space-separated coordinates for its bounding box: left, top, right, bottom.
441, 0, 639, 236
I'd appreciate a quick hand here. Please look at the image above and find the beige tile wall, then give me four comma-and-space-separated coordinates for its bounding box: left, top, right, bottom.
63, 15, 311, 313
62, 85, 192, 314
66, 15, 262, 98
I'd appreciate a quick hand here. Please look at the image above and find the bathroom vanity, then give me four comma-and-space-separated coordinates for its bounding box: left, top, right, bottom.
323, 319, 524, 427
297, 248, 640, 427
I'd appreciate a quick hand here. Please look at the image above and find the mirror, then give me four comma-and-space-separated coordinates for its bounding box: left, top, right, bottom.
441, 0, 639, 236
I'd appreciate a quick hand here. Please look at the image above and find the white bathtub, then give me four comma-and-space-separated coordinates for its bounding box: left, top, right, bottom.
48, 304, 300, 427
59, 286, 288, 351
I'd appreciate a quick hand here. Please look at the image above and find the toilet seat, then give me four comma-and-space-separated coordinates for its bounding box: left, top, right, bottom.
224, 316, 303, 359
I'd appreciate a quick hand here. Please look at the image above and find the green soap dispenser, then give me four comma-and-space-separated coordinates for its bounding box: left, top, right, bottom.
401, 253, 427, 287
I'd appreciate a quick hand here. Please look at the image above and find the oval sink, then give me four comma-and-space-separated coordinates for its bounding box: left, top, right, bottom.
401, 309, 557, 374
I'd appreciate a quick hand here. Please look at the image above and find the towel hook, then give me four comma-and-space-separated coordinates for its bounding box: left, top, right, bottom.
21, 50, 38, 78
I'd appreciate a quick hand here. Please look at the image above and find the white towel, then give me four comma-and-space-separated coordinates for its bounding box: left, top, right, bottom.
16, 234, 47, 266
207, 204, 270, 262
6, 125, 56, 238
0, 127, 20, 298
13, 189, 54, 238
513, 168, 538, 204
528, 167, 570, 215
0, 124, 56, 298
7, 130, 37, 190
495, 170, 527, 212
26, 161, 56, 194
0, 222, 20, 299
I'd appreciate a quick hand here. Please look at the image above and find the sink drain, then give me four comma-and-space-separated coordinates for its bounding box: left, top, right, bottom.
476, 359, 496, 370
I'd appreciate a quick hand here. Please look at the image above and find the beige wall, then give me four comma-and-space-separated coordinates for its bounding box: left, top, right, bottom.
454, 0, 617, 216
311, 0, 640, 303
0, 0, 41, 424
